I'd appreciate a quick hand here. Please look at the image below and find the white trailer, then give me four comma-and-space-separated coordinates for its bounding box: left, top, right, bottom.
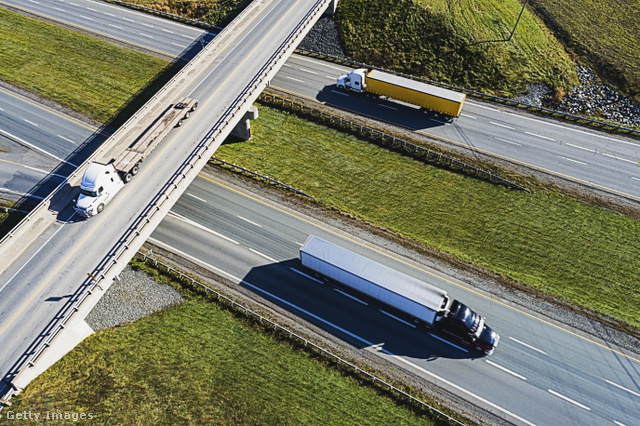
300, 234, 450, 325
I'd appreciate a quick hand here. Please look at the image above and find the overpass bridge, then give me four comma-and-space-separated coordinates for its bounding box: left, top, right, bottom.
0, 0, 337, 401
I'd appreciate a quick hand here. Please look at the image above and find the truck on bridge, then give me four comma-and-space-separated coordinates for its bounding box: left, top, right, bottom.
300, 235, 500, 355
336, 69, 466, 118
74, 97, 198, 217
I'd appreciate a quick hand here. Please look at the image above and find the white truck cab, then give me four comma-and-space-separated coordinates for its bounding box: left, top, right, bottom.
336, 68, 367, 92
74, 163, 124, 217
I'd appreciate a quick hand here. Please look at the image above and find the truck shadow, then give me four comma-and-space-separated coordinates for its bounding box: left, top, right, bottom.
240, 259, 484, 361
315, 86, 450, 132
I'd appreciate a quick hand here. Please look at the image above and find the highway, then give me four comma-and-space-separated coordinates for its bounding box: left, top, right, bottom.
2, 0, 638, 202
0, 1, 639, 424
150, 171, 640, 425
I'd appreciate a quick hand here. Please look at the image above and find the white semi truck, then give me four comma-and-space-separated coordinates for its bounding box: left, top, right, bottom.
75, 97, 198, 217
300, 235, 500, 355
336, 68, 466, 118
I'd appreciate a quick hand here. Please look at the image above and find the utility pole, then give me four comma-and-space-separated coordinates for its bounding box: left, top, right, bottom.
509, 0, 530, 41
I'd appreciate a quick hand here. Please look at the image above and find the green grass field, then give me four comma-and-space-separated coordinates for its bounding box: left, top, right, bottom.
0, 8, 167, 122
530, 0, 640, 102
3, 280, 447, 425
215, 105, 640, 330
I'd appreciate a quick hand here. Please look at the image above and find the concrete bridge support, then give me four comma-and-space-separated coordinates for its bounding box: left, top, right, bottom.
230, 105, 259, 141
324, 0, 339, 15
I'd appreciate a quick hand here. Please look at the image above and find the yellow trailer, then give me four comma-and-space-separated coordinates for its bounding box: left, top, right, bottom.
365, 70, 466, 117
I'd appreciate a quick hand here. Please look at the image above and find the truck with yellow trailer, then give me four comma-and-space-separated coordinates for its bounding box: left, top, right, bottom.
336, 69, 466, 118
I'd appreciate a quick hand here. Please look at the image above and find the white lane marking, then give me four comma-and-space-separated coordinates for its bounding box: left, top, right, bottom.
162, 28, 174, 34
602, 152, 637, 164
0, 129, 77, 166
109, 24, 122, 29
288, 267, 323, 284
379, 104, 398, 111
467, 102, 500, 112
186, 192, 207, 203
494, 137, 521, 146
548, 389, 590, 411
86, 6, 97, 11
294, 241, 303, 247
334, 288, 368, 305
632, 176, 640, 182
428, 332, 468, 352
299, 68, 318, 75
142, 23, 154, 28
69, 2, 79, 5
566, 143, 595, 152
54, 7, 65, 11
490, 121, 514, 130
249, 248, 278, 263
171, 43, 184, 47
392, 356, 534, 425
0, 107, 4, 111
139, 33, 154, 39
326, 75, 335, 80
148, 238, 242, 282
57, 135, 76, 144
604, 379, 640, 397
27, 0, 40, 3
525, 131, 555, 142
559, 156, 588, 166
614, 421, 627, 426
379, 310, 416, 328
181, 34, 194, 39
0, 212, 75, 295
146, 238, 535, 426
461, 113, 476, 119
283, 63, 291, 67
167, 211, 239, 244
293, 54, 348, 71
0, 188, 45, 200
123, 17, 134, 22
485, 360, 527, 381
508, 336, 548, 355
237, 215, 262, 227
286, 76, 305, 83
104, 12, 115, 17
331, 89, 349, 96
24, 119, 39, 127
79, 15, 93, 20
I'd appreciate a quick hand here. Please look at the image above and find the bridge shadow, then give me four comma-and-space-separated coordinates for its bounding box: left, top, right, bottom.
241, 259, 483, 361
10, 31, 217, 219
315, 85, 450, 132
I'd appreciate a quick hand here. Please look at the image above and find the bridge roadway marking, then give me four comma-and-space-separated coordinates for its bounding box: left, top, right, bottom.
0, 0, 302, 343
198, 174, 640, 365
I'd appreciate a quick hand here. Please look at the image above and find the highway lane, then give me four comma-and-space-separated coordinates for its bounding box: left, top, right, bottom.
152, 172, 640, 425
0, 0, 331, 398
4, 0, 640, 201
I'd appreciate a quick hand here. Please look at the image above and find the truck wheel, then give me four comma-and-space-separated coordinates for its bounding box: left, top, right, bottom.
131, 165, 140, 176
97, 203, 104, 214
191, 102, 198, 111
337, 85, 344, 90
124, 173, 133, 183
176, 119, 183, 127
185, 111, 190, 119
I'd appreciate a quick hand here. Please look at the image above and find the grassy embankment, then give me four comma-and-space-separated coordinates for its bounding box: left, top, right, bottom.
530, 0, 640, 103
215, 105, 640, 330
0, 8, 167, 123
3, 262, 453, 426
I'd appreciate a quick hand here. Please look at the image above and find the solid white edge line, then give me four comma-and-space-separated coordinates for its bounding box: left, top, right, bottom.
0, 128, 77, 167
334, 288, 368, 305
146, 238, 241, 282
379, 310, 416, 328
547, 389, 590, 411
604, 379, 640, 398
248, 248, 278, 263
508, 337, 547, 355
392, 356, 536, 426
427, 332, 468, 352
237, 215, 262, 227
485, 360, 527, 381
288, 267, 323, 284
167, 210, 239, 245
145, 239, 535, 426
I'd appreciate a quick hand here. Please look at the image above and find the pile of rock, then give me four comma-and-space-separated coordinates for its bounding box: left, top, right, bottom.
298, 16, 345, 57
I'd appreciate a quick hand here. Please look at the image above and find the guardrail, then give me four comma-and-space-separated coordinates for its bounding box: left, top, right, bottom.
136, 252, 467, 426
259, 93, 529, 192
1, 0, 335, 405
211, 158, 314, 198
296, 49, 640, 139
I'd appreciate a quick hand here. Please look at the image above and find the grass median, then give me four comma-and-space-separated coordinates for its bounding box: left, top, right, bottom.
215, 105, 640, 330
3, 274, 450, 425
